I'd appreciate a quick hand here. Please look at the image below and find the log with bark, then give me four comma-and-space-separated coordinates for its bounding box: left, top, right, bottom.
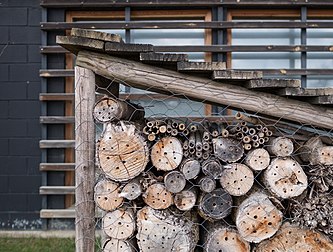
263, 157, 308, 199
93, 97, 144, 122
254, 223, 333, 252
198, 188, 233, 221
136, 206, 199, 252
151, 136, 183, 171
235, 191, 283, 243
220, 163, 254, 196
204, 222, 250, 252
97, 122, 149, 181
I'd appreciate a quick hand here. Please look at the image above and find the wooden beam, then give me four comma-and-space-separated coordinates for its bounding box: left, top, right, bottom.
71, 28, 123, 43
40, 209, 75, 219
41, 21, 333, 30
56, 36, 105, 55
74, 66, 95, 252
39, 140, 75, 148
40, 93, 74, 101
40, 186, 75, 195
76, 51, 333, 130
40, 163, 75, 171
40, 69, 74, 78
140, 52, 188, 63
40, 0, 333, 8
177, 62, 226, 72
276, 87, 333, 96
40, 116, 75, 124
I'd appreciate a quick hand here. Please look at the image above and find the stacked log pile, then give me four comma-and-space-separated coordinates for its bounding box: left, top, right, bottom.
93, 96, 333, 252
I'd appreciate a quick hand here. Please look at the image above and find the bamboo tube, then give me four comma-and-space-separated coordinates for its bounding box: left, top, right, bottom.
244, 143, 252, 151
235, 112, 259, 125
243, 136, 251, 144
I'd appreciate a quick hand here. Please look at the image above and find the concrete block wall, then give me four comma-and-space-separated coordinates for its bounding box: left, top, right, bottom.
0, 0, 42, 229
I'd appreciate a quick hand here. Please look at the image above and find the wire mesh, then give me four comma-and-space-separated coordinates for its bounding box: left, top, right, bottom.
75, 69, 333, 252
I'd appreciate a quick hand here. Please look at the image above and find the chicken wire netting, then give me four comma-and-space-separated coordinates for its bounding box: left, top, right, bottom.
75, 73, 333, 252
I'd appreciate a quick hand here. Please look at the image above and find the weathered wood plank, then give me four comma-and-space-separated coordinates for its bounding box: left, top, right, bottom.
40, 116, 75, 124
76, 51, 333, 129
40, 69, 74, 77
140, 52, 188, 63
40, 186, 75, 195
75, 66, 95, 252
307, 95, 333, 105
40, 209, 75, 219
105, 42, 153, 53
245, 79, 301, 89
39, 140, 75, 148
177, 62, 226, 73
40, 93, 74, 101
213, 70, 263, 80
71, 28, 123, 43
56, 35, 104, 55
39, 163, 75, 171
276, 87, 333, 96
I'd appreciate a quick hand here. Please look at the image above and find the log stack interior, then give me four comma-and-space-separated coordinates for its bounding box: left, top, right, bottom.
58, 29, 333, 251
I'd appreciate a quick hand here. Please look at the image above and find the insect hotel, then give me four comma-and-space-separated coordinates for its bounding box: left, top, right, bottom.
57, 28, 333, 251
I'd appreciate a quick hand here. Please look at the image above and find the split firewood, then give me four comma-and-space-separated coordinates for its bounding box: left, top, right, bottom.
254, 223, 333, 252
164, 170, 186, 193
151, 136, 183, 171
198, 188, 233, 221
213, 137, 244, 163
136, 206, 199, 252
267, 136, 294, 157
290, 192, 333, 235
93, 97, 144, 122
263, 157, 308, 199
174, 187, 197, 211
102, 207, 136, 240
97, 122, 149, 181
197, 175, 216, 193
202, 158, 223, 179
119, 178, 142, 200
103, 238, 136, 252
244, 148, 270, 171
220, 163, 254, 196
142, 183, 173, 210
94, 179, 123, 211
204, 222, 250, 252
180, 158, 201, 180
235, 192, 283, 243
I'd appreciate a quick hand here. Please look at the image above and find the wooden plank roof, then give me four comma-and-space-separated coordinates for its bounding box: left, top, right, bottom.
56, 28, 333, 130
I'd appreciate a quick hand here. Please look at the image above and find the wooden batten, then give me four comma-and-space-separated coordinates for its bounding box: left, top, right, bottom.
75, 50, 333, 130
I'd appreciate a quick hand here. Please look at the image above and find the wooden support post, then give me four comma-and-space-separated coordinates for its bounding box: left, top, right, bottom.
75, 66, 95, 252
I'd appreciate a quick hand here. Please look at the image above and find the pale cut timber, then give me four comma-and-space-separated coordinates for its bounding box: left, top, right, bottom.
94, 179, 123, 211
212, 70, 263, 80
56, 36, 104, 55
71, 28, 123, 43
174, 187, 197, 211
310, 146, 333, 165
75, 51, 333, 130
142, 183, 173, 210
177, 61, 226, 72
75, 66, 95, 252
103, 238, 135, 252
254, 223, 333, 252
276, 87, 333, 96
244, 148, 270, 171
267, 137, 294, 157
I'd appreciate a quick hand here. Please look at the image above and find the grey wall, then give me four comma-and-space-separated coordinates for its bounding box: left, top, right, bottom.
0, 0, 42, 229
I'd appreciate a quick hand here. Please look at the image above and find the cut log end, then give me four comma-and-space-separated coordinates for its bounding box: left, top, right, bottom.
268, 136, 294, 157
213, 137, 244, 163
174, 189, 197, 211
236, 192, 283, 243
94, 179, 123, 211
202, 158, 223, 179
198, 176, 216, 193
119, 179, 142, 200
103, 238, 135, 252
164, 171, 186, 193
254, 223, 333, 252
244, 148, 270, 171
180, 158, 201, 180
151, 137, 183, 171
205, 227, 250, 252
199, 188, 233, 221
102, 209, 136, 240
264, 157, 308, 199
310, 146, 333, 165
220, 163, 254, 196
142, 183, 173, 210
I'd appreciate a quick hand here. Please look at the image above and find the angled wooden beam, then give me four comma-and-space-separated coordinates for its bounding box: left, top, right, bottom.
71, 28, 123, 43
76, 50, 333, 130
